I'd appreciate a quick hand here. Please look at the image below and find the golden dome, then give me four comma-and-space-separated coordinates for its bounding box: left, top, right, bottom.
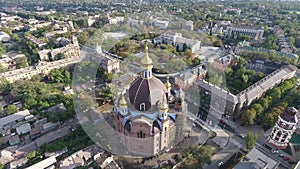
165, 75, 171, 90
140, 44, 153, 70
159, 95, 169, 112
119, 94, 127, 107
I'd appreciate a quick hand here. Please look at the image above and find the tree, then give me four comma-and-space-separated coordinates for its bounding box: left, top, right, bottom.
0, 163, 4, 169
251, 104, 263, 118
15, 56, 28, 69
213, 40, 222, 47
0, 64, 7, 73
6, 105, 18, 115
246, 132, 258, 150
26, 151, 36, 160
241, 108, 256, 125
184, 145, 212, 168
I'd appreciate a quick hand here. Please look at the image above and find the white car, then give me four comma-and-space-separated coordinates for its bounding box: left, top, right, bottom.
218, 161, 224, 167
271, 150, 279, 154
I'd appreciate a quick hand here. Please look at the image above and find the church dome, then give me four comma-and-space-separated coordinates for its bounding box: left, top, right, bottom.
129, 77, 167, 111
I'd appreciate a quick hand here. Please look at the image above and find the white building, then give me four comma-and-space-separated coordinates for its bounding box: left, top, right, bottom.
153, 20, 169, 29
16, 123, 31, 135
0, 110, 31, 134
225, 25, 264, 40
268, 107, 298, 149
127, 18, 143, 27
0, 31, 10, 42
154, 32, 201, 53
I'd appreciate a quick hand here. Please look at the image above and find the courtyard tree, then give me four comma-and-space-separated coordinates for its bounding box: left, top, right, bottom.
241, 108, 256, 125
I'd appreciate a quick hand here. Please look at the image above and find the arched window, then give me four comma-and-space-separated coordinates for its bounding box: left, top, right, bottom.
140, 103, 146, 111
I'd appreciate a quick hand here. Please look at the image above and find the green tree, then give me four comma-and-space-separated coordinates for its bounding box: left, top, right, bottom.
0, 163, 4, 169
241, 108, 257, 125
26, 151, 36, 160
0, 64, 8, 73
184, 145, 212, 168
15, 56, 28, 69
246, 132, 258, 150
6, 105, 18, 115
251, 104, 263, 118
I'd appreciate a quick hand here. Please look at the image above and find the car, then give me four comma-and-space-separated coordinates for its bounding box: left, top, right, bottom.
220, 119, 225, 124
279, 154, 285, 157
288, 161, 296, 164
217, 161, 224, 167
271, 150, 279, 154
237, 134, 245, 139
283, 157, 291, 161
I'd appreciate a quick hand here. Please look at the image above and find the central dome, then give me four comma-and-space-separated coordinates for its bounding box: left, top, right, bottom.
129, 77, 167, 111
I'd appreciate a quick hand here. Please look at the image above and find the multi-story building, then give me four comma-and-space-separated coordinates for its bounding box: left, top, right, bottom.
113, 45, 186, 156
183, 20, 194, 31
196, 64, 297, 117
268, 107, 298, 149
154, 32, 201, 53
224, 8, 241, 15
174, 64, 207, 90
0, 52, 27, 70
225, 25, 264, 40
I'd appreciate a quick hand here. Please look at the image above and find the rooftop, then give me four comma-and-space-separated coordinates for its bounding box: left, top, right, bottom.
0, 110, 30, 129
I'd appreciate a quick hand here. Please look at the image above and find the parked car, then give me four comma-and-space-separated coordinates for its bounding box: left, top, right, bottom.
279, 154, 285, 157
237, 134, 245, 139
271, 150, 279, 154
217, 161, 224, 167
284, 157, 291, 161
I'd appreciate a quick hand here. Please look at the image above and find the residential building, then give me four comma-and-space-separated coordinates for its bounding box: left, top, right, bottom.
0, 109, 30, 134
183, 20, 194, 31
9, 157, 27, 169
234, 147, 279, 169
268, 107, 298, 149
101, 56, 120, 73
174, 64, 207, 90
45, 27, 68, 39
0, 52, 27, 70
0, 31, 10, 42
224, 8, 241, 15
9, 135, 20, 146
127, 18, 143, 27
196, 64, 297, 116
153, 19, 169, 29
225, 25, 264, 40
25, 35, 47, 49
16, 123, 31, 135
154, 32, 201, 53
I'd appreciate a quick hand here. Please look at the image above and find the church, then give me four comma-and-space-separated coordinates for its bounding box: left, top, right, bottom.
113, 44, 186, 156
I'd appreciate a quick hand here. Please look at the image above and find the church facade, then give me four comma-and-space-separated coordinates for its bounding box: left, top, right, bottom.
113, 45, 186, 156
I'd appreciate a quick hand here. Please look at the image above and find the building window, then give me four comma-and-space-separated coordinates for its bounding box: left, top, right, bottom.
140, 103, 146, 111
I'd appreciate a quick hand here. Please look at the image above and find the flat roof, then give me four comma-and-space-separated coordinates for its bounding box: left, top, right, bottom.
246, 147, 279, 169
26, 155, 57, 169
0, 110, 30, 128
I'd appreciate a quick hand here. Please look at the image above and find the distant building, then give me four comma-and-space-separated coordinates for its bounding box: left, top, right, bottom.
26, 154, 58, 169
183, 20, 194, 31
268, 107, 298, 149
153, 19, 169, 29
0, 31, 10, 42
224, 8, 241, 15
25, 35, 47, 49
225, 25, 264, 40
154, 32, 201, 53
9, 157, 27, 169
127, 18, 143, 27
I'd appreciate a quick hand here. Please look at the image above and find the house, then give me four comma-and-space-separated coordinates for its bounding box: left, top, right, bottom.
0, 31, 10, 42
174, 64, 207, 90
9, 157, 28, 169
183, 20, 194, 31
47, 103, 67, 113
127, 18, 143, 27
101, 56, 120, 73
9, 135, 20, 146
0, 51, 27, 70
153, 19, 169, 29
0, 109, 30, 134
16, 123, 31, 135
42, 122, 60, 133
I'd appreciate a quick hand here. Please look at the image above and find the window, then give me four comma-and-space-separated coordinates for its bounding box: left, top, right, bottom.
140, 103, 146, 111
